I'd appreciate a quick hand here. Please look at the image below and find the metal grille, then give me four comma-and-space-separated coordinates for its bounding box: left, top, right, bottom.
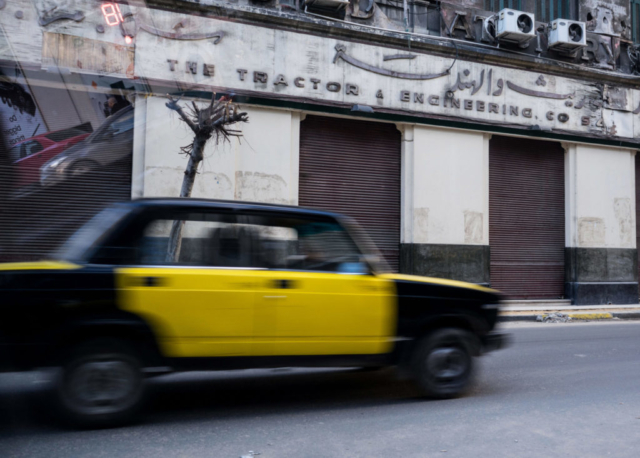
633, 0, 640, 43
484, 1, 577, 21
489, 136, 565, 299
536, 1, 576, 22
299, 115, 401, 271
484, 1, 522, 12
0, 158, 132, 262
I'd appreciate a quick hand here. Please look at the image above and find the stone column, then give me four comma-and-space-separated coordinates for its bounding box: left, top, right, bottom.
131, 95, 147, 199
564, 143, 638, 305
399, 124, 490, 285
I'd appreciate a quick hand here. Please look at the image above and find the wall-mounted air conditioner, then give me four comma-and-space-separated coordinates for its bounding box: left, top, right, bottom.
548, 19, 587, 52
496, 8, 535, 45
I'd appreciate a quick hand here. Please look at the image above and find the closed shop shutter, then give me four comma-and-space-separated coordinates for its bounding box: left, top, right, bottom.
489, 136, 565, 299
299, 115, 401, 271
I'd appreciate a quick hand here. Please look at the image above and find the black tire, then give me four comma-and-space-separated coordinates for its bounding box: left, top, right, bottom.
54, 339, 146, 428
411, 328, 474, 399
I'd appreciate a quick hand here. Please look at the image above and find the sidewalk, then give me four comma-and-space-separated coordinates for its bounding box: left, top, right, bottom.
498, 303, 640, 322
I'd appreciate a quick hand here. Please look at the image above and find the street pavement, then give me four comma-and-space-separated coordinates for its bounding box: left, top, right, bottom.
1, 321, 640, 457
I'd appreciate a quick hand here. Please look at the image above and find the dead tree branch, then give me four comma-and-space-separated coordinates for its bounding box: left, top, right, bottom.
165, 93, 249, 262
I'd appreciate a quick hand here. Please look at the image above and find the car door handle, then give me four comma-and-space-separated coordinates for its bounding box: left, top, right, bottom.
143, 276, 164, 287
273, 279, 296, 289
264, 295, 287, 299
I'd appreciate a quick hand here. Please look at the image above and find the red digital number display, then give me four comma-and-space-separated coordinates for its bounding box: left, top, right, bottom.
101, 3, 124, 26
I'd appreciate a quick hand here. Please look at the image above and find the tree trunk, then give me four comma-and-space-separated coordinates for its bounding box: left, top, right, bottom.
165, 136, 206, 262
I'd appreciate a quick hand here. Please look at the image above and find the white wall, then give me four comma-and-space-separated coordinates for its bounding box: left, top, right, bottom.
401, 124, 489, 246
134, 96, 299, 205
565, 143, 636, 249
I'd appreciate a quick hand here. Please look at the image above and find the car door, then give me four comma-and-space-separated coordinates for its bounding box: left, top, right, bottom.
251, 219, 397, 357
115, 211, 259, 358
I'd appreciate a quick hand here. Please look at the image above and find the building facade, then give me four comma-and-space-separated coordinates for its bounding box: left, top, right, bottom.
1, 0, 640, 304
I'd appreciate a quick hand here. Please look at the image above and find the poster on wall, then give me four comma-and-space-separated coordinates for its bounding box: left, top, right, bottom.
0, 64, 46, 149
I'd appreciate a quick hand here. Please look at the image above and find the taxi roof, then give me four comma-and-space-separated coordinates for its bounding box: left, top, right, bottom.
123, 198, 348, 221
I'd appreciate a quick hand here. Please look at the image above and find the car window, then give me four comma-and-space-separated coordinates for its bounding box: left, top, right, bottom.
128, 212, 368, 273
106, 110, 134, 137
22, 141, 43, 157
54, 205, 132, 263
294, 221, 367, 273
8, 144, 22, 162
86, 107, 133, 142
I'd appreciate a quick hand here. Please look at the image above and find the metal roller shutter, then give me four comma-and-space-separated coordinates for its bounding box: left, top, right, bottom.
299, 115, 401, 271
489, 136, 565, 299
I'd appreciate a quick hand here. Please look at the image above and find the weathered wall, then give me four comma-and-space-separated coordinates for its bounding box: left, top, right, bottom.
3, 0, 640, 143
133, 9, 621, 139
565, 143, 636, 249
409, 126, 488, 245
564, 142, 638, 304
580, 0, 630, 40
399, 124, 490, 283
135, 96, 300, 205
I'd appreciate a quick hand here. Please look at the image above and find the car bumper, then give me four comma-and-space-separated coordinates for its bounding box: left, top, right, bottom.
481, 332, 510, 353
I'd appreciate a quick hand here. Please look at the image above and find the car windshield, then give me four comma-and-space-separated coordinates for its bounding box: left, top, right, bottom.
87, 106, 134, 142
53, 206, 131, 263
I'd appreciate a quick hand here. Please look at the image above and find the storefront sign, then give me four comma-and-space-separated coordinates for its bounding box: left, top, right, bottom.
134, 12, 638, 139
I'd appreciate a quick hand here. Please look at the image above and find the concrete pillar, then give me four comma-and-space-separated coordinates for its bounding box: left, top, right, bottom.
131, 95, 147, 199
564, 143, 638, 305
399, 124, 490, 284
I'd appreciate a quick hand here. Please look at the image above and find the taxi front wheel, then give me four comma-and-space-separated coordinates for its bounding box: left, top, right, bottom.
411, 328, 474, 399
54, 339, 146, 428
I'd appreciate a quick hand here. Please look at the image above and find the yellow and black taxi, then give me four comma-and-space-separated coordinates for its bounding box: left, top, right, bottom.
0, 198, 507, 426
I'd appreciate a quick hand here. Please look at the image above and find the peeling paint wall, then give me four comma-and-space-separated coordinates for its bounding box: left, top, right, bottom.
578, 216, 606, 246
464, 210, 484, 244
580, 0, 630, 40
408, 126, 488, 245
139, 96, 298, 205
566, 143, 636, 249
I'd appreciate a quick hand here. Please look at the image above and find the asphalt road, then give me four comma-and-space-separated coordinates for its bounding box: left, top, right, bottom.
1, 321, 640, 458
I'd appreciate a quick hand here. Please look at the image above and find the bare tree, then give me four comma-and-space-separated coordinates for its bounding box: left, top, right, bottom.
164, 93, 249, 261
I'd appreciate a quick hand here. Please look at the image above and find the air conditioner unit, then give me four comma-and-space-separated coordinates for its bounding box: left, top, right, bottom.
548, 19, 587, 52
496, 8, 535, 45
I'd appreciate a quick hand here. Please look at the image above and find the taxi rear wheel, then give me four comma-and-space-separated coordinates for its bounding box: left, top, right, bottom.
411, 328, 474, 399
54, 339, 145, 428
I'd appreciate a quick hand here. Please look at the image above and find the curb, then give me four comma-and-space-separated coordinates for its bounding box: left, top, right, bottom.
498, 311, 640, 322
